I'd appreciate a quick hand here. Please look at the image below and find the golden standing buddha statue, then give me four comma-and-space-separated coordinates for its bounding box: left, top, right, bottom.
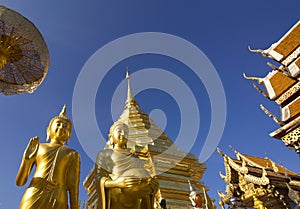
95, 122, 159, 209
16, 105, 80, 209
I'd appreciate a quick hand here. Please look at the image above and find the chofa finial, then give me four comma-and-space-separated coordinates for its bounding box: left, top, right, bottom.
229, 145, 238, 154
243, 73, 263, 84
248, 45, 268, 57
217, 147, 225, 157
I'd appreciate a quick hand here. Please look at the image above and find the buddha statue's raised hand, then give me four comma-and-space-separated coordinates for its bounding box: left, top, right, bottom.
16, 136, 40, 187
24, 136, 40, 160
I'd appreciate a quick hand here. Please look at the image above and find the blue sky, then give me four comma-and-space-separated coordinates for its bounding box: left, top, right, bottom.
0, 1, 300, 208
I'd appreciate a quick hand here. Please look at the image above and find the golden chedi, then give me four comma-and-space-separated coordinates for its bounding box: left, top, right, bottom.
16, 105, 80, 209
84, 72, 213, 209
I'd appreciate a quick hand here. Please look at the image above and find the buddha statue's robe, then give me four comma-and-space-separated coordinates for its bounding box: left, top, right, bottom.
95, 148, 155, 209
19, 144, 80, 209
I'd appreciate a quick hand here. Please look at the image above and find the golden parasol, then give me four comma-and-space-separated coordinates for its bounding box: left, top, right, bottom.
0, 5, 49, 95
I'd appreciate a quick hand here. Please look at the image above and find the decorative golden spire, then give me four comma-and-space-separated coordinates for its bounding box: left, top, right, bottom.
126, 70, 134, 103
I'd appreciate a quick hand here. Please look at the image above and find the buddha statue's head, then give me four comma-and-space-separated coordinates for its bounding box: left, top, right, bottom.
46, 105, 72, 144
108, 122, 128, 149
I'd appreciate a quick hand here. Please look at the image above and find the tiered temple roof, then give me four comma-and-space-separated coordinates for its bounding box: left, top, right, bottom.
244, 20, 300, 153
84, 72, 214, 209
218, 148, 300, 209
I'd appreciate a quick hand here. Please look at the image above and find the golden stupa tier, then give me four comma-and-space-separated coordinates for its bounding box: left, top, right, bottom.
83, 166, 97, 208
218, 148, 300, 209
137, 144, 209, 208
83, 72, 215, 209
